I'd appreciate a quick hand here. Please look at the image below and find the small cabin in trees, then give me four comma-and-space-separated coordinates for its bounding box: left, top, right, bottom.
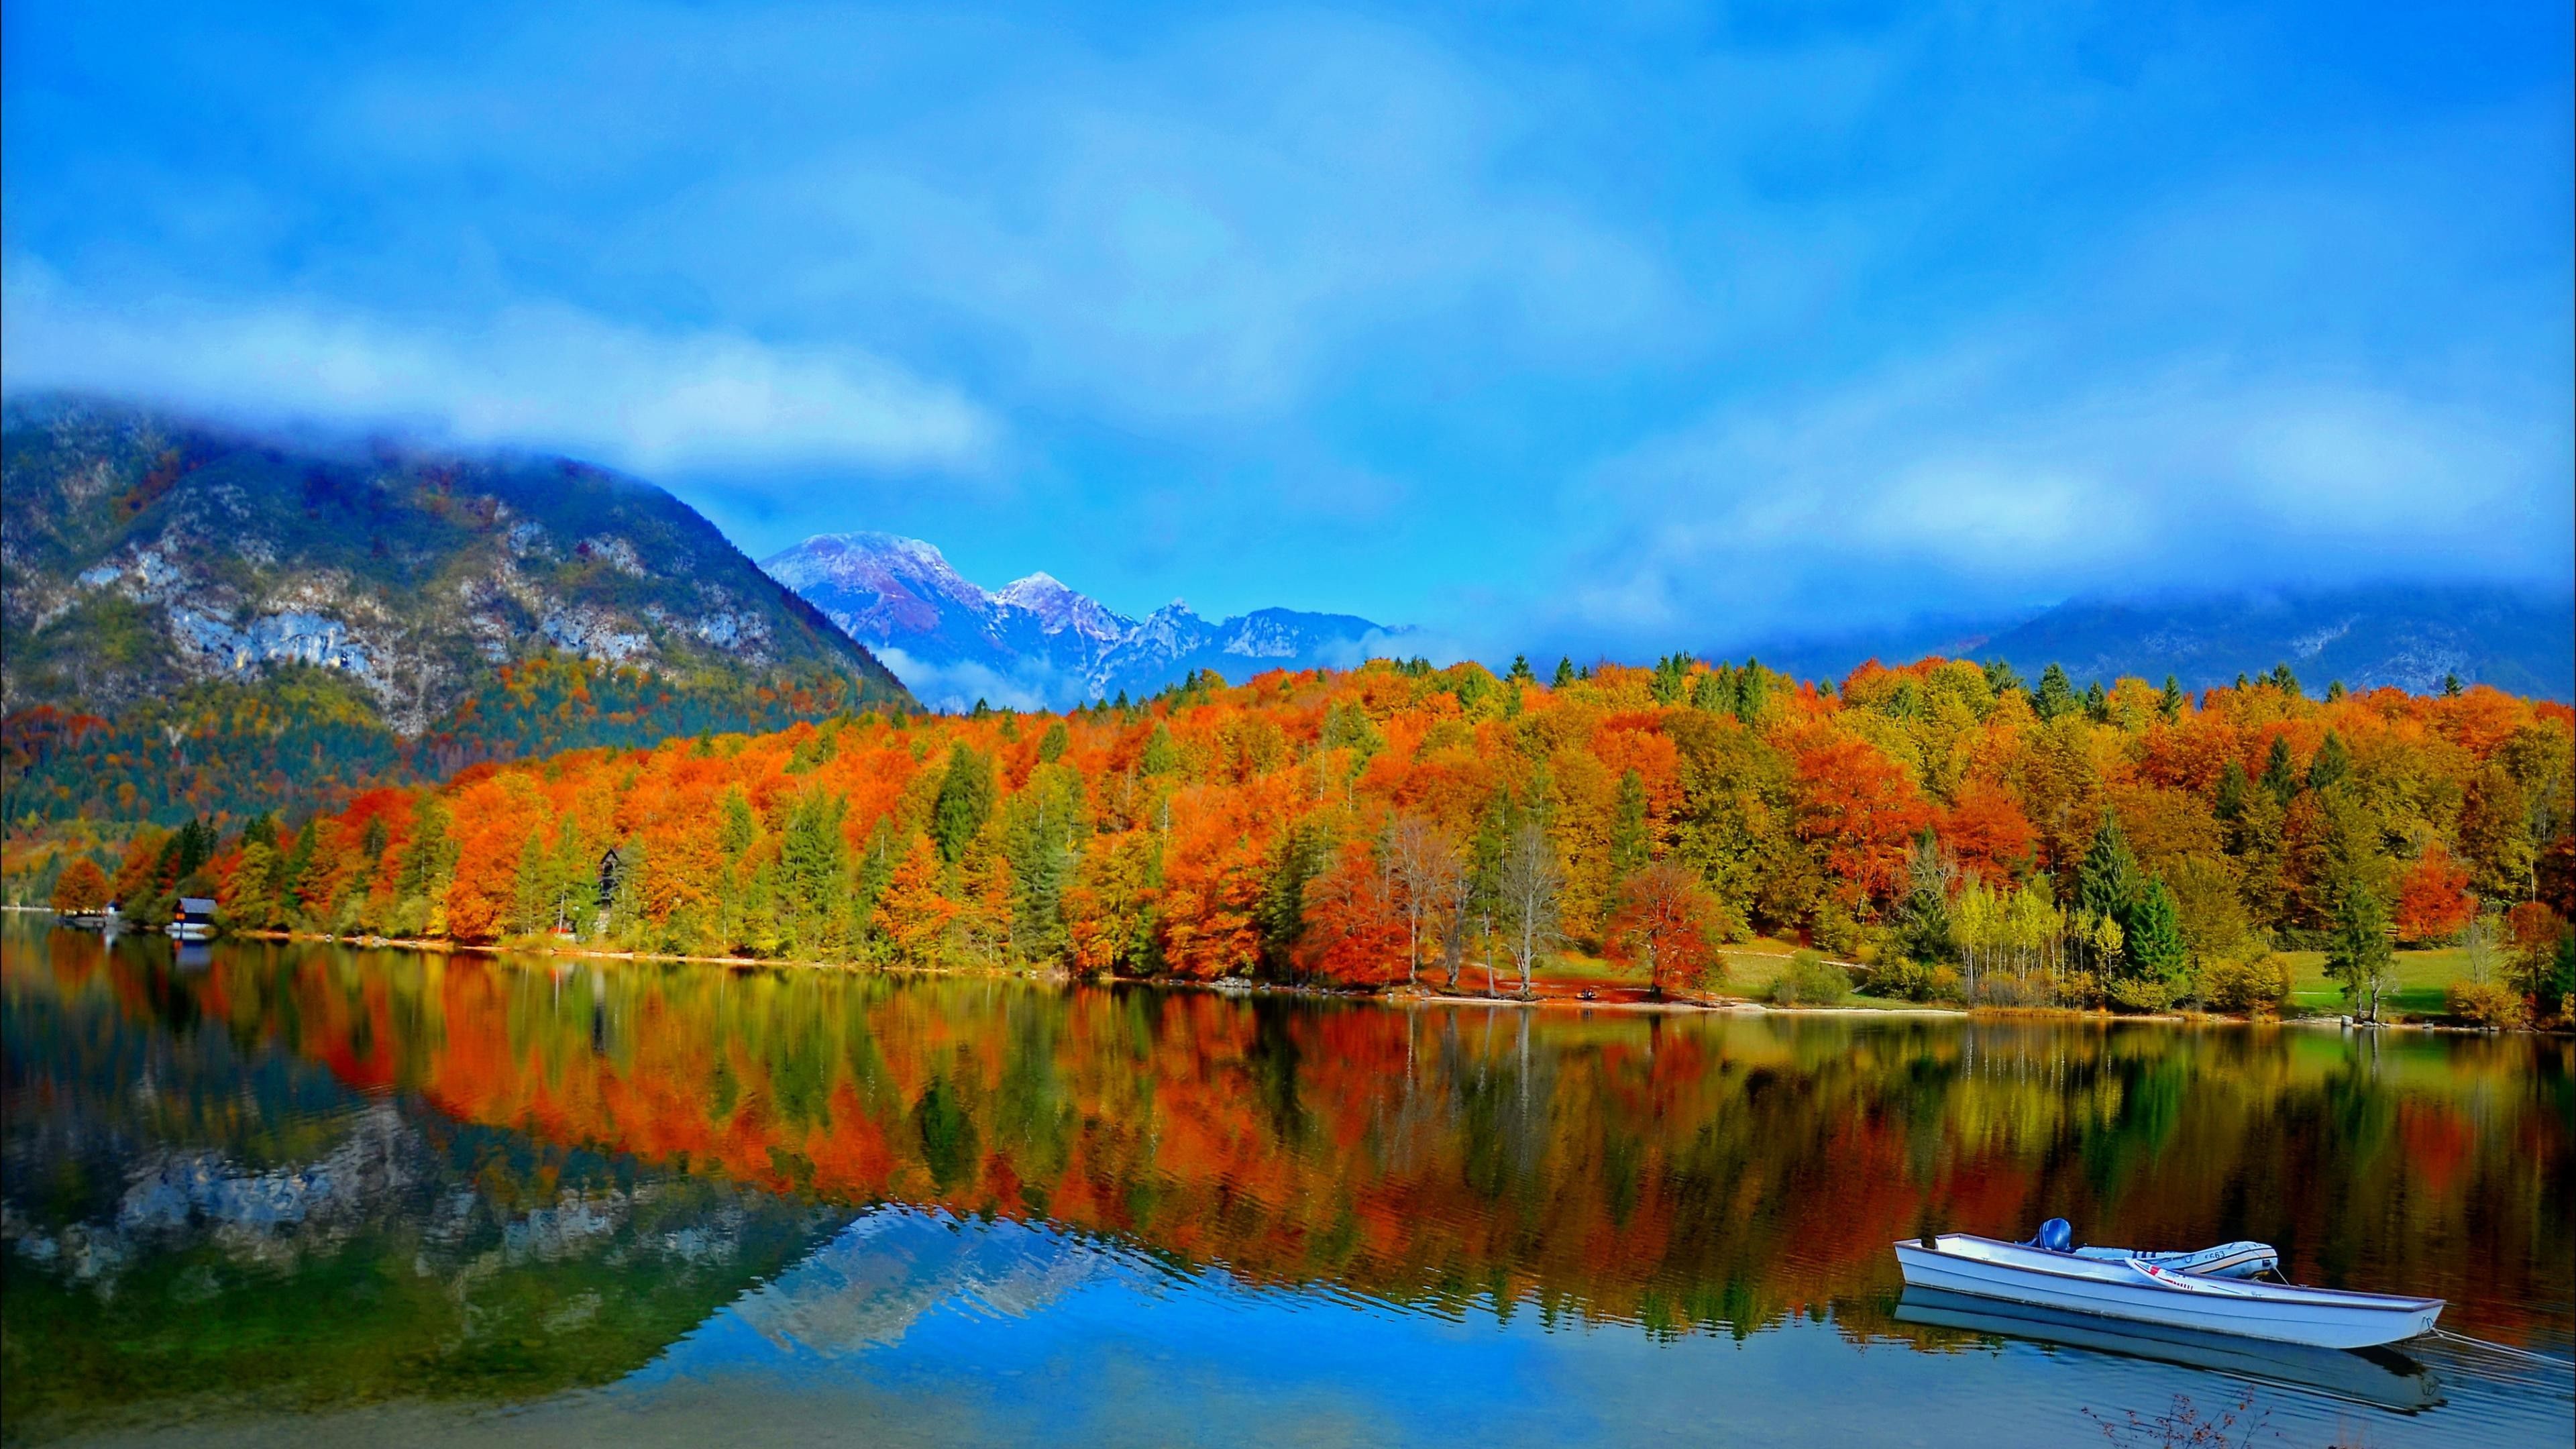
168, 898, 217, 942
596, 847, 622, 912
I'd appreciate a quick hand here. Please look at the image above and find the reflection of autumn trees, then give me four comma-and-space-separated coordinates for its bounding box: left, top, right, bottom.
68, 941, 2571, 1347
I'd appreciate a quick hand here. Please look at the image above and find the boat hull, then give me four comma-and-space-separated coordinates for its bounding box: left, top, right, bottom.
1894, 1287, 2444, 1412
1894, 1236, 2440, 1350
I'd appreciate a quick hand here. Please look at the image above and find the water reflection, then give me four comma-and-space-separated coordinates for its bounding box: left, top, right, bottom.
4, 922, 2571, 1445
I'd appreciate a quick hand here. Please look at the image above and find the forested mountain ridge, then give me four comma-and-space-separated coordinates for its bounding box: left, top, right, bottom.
1750, 583, 2576, 704
0, 396, 913, 824
763, 531, 1403, 711
1978, 584, 2576, 702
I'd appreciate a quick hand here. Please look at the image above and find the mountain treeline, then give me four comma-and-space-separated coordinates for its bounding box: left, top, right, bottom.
81, 655, 2576, 1016
1, 655, 900, 830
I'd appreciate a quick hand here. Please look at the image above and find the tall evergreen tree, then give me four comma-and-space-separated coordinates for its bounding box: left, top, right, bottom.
1690, 666, 1734, 716
2306, 731, 2351, 793
2033, 664, 2078, 721
2077, 815, 2143, 925
2123, 879, 2187, 983
1139, 723, 1182, 777
2214, 761, 2251, 821
780, 794, 851, 948
2259, 736, 2299, 805
931, 746, 998, 861
1735, 665, 1770, 725
1608, 769, 1650, 880
1894, 835, 1955, 964
1254, 820, 1324, 977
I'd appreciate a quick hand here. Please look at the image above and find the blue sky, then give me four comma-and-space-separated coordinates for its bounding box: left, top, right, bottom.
4, 1, 2569, 659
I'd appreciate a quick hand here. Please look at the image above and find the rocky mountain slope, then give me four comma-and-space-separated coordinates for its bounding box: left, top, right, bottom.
2, 396, 910, 728
1, 396, 913, 822
763, 531, 1403, 710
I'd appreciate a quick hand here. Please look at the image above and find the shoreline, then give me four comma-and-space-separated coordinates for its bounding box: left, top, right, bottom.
23, 916, 2549, 1035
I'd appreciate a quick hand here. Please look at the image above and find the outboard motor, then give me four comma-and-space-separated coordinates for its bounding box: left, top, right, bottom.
2031, 1217, 2074, 1253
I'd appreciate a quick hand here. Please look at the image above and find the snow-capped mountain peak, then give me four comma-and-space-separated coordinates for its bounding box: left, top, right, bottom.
762, 531, 1409, 711
995, 572, 1128, 643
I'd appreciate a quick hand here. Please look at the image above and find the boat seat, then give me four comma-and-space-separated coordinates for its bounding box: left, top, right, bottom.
2071, 1240, 2277, 1279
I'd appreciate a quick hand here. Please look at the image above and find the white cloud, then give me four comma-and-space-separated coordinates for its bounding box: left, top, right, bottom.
870, 646, 1071, 715
0, 261, 993, 475
1552, 342, 2571, 651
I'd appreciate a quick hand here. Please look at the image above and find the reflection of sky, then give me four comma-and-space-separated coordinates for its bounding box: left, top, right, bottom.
561, 1208, 2565, 1449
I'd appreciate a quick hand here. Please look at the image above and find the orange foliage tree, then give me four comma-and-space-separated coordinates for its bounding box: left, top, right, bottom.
2394, 845, 2475, 945
1604, 862, 1723, 998
173, 653, 2569, 998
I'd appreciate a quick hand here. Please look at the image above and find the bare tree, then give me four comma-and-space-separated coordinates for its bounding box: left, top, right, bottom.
1387, 814, 1461, 989
1497, 823, 1563, 998
1438, 860, 1476, 991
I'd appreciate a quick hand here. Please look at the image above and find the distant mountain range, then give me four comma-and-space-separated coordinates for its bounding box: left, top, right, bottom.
761, 532, 1407, 711
1746, 583, 2575, 702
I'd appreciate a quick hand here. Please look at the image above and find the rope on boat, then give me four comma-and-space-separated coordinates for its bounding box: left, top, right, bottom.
2424, 1327, 2573, 1368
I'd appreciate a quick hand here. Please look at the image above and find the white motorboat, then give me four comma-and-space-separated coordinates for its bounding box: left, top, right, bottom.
1893, 1233, 2442, 1350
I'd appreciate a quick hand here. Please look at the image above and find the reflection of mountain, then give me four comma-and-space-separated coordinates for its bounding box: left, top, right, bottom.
724, 1208, 1106, 1359
762, 531, 1407, 711
0, 934, 842, 1438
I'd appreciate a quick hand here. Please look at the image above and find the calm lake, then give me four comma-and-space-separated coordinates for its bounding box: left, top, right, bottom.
3, 918, 2569, 1447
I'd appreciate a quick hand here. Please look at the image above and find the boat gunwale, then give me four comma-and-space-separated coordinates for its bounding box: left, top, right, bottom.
1896, 1235, 2445, 1313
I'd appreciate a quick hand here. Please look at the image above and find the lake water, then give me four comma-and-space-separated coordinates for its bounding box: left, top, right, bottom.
3, 919, 2569, 1448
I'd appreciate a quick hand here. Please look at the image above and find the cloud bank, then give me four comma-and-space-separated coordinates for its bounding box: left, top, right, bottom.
2, 264, 991, 475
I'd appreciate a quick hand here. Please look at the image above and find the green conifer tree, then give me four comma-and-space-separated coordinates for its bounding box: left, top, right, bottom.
1138, 724, 1182, 777
2123, 879, 2187, 983
931, 746, 999, 861
2077, 816, 2143, 930
2260, 736, 2299, 805
2306, 732, 2351, 793
2033, 664, 2078, 721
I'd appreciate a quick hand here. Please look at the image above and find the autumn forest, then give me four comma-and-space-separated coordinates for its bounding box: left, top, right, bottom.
43, 653, 2568, 1025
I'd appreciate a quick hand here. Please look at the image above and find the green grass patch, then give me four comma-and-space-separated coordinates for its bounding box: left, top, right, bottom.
2282, 947, 2473, 1018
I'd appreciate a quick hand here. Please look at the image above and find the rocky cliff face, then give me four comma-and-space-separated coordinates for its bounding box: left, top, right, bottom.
1, 396, 911, 733
762, 531, 1405, 710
